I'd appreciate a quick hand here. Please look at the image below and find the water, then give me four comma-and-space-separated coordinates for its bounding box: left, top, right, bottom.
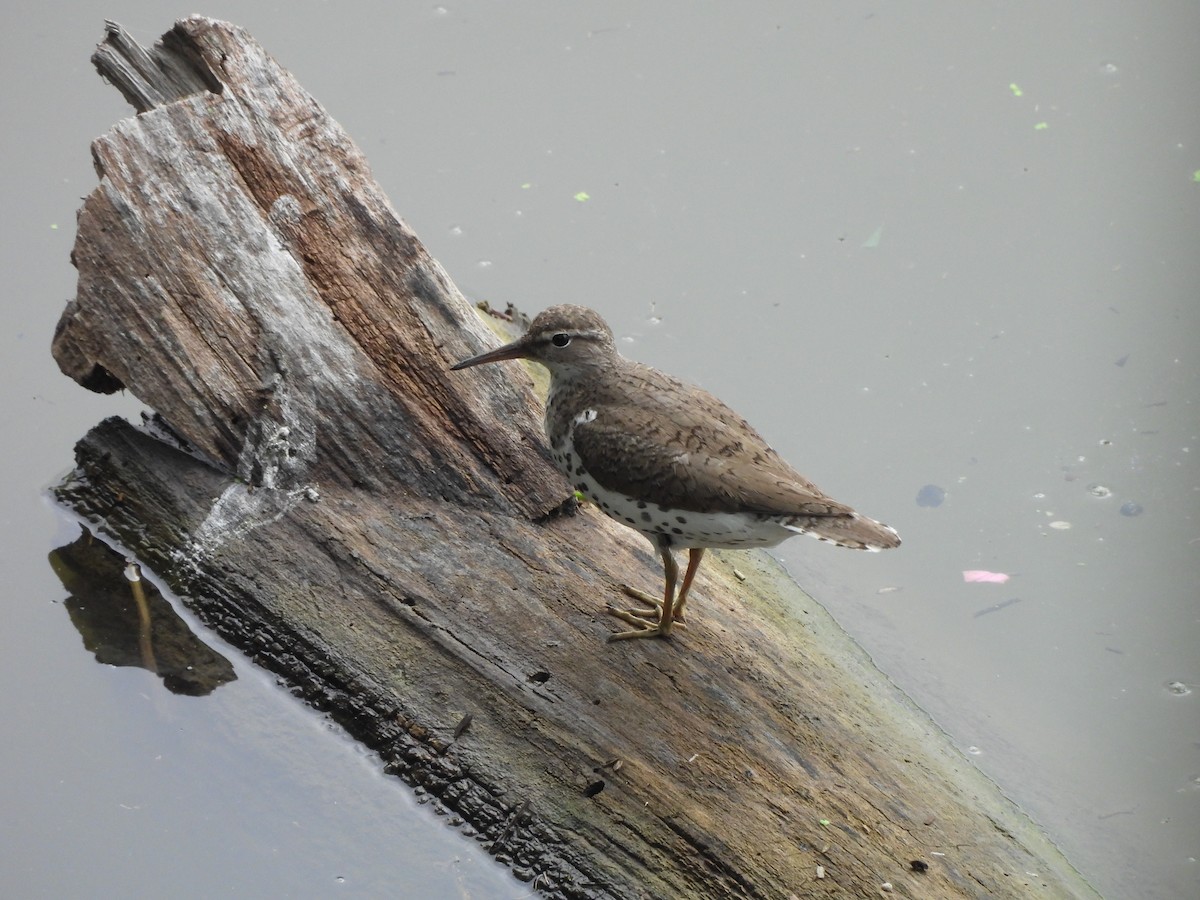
4, 2, 1196, 897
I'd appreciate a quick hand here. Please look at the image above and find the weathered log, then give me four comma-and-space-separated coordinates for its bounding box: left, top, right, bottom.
52, 17, 1097, 900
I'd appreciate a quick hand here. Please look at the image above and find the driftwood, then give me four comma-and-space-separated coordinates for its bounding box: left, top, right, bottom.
52, 17, 1098, 900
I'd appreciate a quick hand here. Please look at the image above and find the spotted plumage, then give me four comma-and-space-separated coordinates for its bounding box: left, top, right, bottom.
452, 304, 899, 640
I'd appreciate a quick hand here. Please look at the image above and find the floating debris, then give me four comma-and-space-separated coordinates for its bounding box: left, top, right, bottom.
916, 484, 945, 508
963, 570, 1010, 584
1119, 501, 1144, 517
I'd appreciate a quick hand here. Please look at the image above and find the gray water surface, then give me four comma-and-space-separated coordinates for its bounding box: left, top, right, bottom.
4, 3, 1196, 898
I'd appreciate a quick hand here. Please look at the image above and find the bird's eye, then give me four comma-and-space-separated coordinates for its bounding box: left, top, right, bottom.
551, 333, 571, 348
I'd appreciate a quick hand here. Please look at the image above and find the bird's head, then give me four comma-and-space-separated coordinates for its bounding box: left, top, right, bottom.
451, 304, 617, 376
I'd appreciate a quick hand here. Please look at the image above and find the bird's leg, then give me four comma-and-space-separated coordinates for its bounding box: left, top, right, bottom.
618, 546, 703, 625
672, 548, 705, 623
608, 535, 680, 640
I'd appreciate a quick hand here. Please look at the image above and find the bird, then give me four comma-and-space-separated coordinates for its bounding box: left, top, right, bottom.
451, 305, 899, 641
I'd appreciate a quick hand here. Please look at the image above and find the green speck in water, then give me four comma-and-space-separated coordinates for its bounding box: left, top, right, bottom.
574, 191, 590, 202
1009, 83, 1023, 97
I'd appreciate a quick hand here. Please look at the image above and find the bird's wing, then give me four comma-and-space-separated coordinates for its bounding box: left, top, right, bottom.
570, 402, 855, 517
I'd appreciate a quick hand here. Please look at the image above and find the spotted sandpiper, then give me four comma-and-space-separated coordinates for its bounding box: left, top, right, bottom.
452, 305, 900, 640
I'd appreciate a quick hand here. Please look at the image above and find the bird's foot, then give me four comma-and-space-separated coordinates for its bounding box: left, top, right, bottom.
605, 585, 686, 641
618, 584, 688, 622
606, 620, 673, 641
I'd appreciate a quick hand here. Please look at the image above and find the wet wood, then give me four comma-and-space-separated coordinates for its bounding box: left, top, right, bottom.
52, 17, 1098, 900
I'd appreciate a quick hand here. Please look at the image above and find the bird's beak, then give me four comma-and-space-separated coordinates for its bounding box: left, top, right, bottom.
450, 337, 531, 370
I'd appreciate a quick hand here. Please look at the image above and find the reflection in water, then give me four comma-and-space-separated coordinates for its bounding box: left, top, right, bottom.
125, 559, 157, 674
47, 527, 236, 695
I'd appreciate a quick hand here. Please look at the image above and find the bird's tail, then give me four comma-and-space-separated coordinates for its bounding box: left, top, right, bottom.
784, 513, 901, 552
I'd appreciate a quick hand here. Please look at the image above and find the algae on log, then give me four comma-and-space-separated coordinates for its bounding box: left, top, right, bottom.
51, 17, 1097, 900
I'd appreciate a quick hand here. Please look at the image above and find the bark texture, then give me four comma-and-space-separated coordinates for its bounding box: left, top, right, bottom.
52, 17, 1097, 900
